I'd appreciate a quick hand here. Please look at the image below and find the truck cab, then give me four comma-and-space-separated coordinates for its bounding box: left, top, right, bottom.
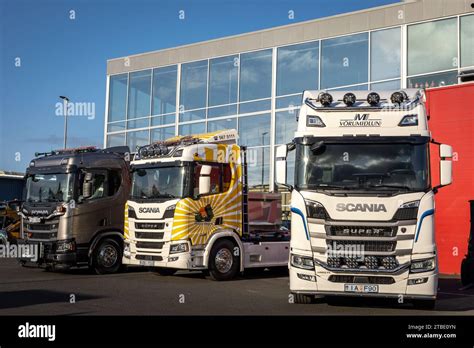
20, 146, 131, 274
276, 89, 453, 308
123, 129, 289, 280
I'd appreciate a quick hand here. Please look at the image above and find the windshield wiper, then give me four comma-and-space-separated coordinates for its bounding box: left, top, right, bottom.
310, 184, 356, 190
367, 184, 411, 191
154, 193, 178, 199
130, 195, 150, 200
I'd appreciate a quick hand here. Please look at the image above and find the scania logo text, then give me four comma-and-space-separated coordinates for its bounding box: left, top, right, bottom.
336, 203, 387, 212
138, 207, 161, 214
30, 210, 49, 216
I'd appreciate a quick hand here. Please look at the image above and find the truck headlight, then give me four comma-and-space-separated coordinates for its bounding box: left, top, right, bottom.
163, 204, 176, 219
123, 243, 130, 257
291, 254, 314, 270
56, 239, 76, 253
410, 257, 436, 273
304, 200, 329, 220
128, 206, 137, 219
170, 242, 189, 254
398, 114, 418, 127
393, 200, 419, 220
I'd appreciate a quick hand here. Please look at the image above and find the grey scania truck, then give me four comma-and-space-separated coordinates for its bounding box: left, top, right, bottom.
20, 146, 131, 274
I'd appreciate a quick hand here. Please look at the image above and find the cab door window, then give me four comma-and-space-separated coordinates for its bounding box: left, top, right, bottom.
194, 163, 232, 196
79, 170, 108, 202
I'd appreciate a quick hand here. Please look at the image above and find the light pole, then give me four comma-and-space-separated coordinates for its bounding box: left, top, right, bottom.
261, 131, 268, 189
59, 96, 70, 149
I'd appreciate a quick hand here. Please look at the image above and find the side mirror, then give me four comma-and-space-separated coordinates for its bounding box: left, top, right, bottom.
82, 172, 93, 199
198, 165, 212, 196
275, 145, 288, 186
439, 144, 453, 187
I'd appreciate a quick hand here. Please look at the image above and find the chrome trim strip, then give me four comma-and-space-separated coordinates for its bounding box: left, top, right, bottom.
310, 232, 413, 241
311, 246, 411, 256
307, 219, 417, 226
314, 259, 410, 274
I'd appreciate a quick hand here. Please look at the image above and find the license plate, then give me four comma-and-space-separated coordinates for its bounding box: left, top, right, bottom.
139, 260, 154, 266
344, 284, 379, 293
28, 217, 41, 223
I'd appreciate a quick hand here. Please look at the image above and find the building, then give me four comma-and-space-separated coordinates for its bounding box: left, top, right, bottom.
0, 171, 24, 201
105, 0, 474, 190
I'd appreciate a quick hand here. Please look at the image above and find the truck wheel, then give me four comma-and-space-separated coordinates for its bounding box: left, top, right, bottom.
91, 238, 122, 275
152, 268, 177, 276
412, 299, 436, 310
292, 293, 314, 304
208, 239, 240, 281
461, 258, 473, 286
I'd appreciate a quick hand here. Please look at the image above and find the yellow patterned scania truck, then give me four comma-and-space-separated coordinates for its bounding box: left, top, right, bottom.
122, 129, 290, 280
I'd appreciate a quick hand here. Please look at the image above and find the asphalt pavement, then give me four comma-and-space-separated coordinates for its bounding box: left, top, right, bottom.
0, 259, 473, 315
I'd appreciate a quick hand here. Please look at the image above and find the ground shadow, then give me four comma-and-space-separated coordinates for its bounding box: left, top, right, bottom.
154, 266, 289, 281
0, 289, 103, 310
316, 278, 474, 312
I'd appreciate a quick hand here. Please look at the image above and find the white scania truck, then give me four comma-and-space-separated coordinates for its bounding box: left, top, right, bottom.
276, 89, 453, 309
122, 129, 289, 280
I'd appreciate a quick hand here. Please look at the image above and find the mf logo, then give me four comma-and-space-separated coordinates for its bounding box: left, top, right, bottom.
354, 113, 369, 121
340, 113, 381, 127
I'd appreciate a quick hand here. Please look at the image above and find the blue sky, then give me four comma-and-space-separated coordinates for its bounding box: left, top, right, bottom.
0, 0, 399, 172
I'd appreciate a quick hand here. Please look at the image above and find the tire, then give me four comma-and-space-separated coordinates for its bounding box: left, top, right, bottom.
208, 239, 240, 281
292, 293, 314, 304
412, 299, 436, 310
91, 238, 122, 275
152, 268, 177, 276
461, 258, 473, 286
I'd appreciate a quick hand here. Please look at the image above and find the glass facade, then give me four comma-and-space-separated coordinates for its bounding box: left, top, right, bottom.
408, 18, 458, 76
461, 15, 474, 68
321, 33, 369, 89
106, 14, 469, 190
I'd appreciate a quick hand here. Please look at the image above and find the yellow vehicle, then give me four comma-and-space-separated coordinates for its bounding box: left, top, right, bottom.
122, 129, 290, 280
0, 201, 22, 242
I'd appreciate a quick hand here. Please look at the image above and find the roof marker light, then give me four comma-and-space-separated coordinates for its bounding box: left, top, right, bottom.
318, 92, 333, 107
343, 93, 356, 106
367, 92, 380, 106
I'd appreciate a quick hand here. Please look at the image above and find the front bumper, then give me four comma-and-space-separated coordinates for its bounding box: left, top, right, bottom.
123, 247, 204, 270
21, 241, 83, 267
289, 266, 437, 299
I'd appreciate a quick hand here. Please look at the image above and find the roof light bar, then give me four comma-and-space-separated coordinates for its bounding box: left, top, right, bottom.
367, 92, 380, 106
390, 91, 409, 105
318, 92, 333, 107
343, 93, 356, 106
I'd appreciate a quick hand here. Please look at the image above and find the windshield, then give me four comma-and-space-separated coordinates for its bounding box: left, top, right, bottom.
295, 142, 430, 192
131, 166, 190, 200
26, 173, 74, 203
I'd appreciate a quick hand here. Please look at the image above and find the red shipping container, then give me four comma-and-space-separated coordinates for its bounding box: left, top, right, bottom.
426, 83, 474, 275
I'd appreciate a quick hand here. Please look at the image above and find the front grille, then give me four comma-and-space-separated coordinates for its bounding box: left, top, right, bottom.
28, 232, 57, 240
328, 275, 395, 285
327, 225, 396, 238
135, 232, 164, 239
325, 255, 399, 271
328, 240, 397, 253
136, 242, 164, 249
135, 222, 165, 230
136, 254, 163, 261
24, 224, 54, 231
